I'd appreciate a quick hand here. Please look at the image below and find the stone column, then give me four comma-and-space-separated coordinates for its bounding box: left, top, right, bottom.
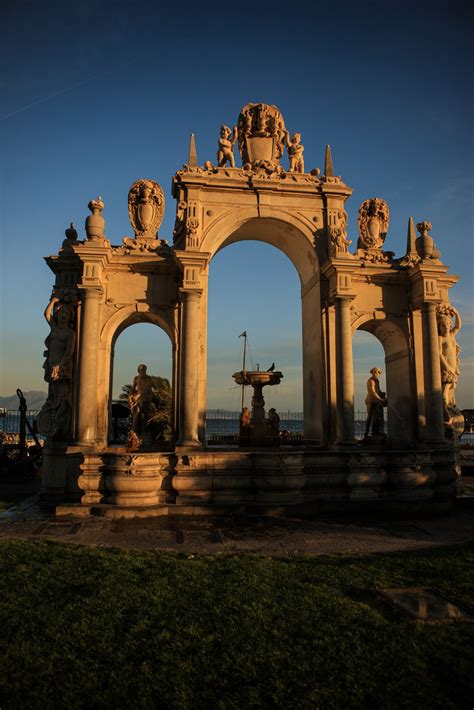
177, 289, 202, 447
421, 302, 444, 441
76, 288, 102, 445
335, 297, 355, 443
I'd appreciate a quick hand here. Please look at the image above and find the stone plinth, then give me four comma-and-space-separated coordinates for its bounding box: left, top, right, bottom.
51, 445, 457, 518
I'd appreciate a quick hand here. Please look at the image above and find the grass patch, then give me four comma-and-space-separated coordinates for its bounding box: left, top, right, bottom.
0, 540, 473, 709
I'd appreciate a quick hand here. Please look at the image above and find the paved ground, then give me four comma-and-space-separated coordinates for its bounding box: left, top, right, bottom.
1, 476, 473, 556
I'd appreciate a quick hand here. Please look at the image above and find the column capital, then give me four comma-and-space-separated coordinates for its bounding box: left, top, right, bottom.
179, 288, 202, 303
79, 286, 103, 301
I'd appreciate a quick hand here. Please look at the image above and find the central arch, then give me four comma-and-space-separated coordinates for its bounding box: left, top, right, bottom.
199, 214, 323, 443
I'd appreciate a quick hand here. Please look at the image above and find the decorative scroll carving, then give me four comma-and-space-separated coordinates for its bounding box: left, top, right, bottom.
356, 198, 391, 262
328, 209, 352, 256
38, 291, 78, 438
128, 179, 164, 239
437, 304, 463, 437
118, 237, 169, 255
186, 217, 200, 248
237, 103, 286, 171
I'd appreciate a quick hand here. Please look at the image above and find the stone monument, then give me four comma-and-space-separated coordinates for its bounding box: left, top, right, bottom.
36, 101, 462, 517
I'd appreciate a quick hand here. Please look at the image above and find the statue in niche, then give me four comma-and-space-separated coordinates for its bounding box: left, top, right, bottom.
217, 125, 238, 167
285, 131, 304, 173
437, 305, 463, 435
38, 293, 77, 438
128, 364, 154, 438
364, 367, 387, 438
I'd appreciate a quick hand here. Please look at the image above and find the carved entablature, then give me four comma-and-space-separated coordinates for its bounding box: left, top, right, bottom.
356, 198, 391, 263
128, 179, 165, 239
237, 103, 286, 171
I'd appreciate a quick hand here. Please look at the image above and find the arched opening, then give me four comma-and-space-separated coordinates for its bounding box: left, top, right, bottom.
108, 321, 173, 446
353, 317, 414, 442
201, 215, 323, 443
206, 241, 303, 443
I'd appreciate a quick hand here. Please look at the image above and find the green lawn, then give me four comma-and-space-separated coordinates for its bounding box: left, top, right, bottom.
0, 540, 473, 709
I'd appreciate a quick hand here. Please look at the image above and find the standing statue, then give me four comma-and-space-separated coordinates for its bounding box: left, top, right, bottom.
217, 125, 238, 167
364, 367, 387, 438
239, 406, 251, 446
267, 408, 280, 438
285, 131, 304, 173
38, 294, 77, 438
128, 364, 154, 438
437, 305, 462, 434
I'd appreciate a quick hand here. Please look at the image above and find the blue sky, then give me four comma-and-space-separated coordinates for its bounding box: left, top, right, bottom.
1, 0, 472, 411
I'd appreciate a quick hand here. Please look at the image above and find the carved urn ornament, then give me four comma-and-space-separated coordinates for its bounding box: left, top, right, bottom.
85, 196, 105, 240
357, 198, 390, 262
128, 179, 165, 239
237, 103, 286, 171
415, 221, 441, 261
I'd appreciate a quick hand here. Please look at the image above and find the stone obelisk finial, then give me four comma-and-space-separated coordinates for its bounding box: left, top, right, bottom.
406, 217, 417, 255
324, 144, 334, 177
188, 133, 198, 167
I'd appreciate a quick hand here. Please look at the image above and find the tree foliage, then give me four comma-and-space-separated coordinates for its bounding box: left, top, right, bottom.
120, 376, 172, 441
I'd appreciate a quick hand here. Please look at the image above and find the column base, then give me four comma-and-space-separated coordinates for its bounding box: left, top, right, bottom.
175, 440, 202, 451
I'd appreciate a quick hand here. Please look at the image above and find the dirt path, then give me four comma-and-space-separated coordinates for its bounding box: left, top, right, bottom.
1, 495, 473, 556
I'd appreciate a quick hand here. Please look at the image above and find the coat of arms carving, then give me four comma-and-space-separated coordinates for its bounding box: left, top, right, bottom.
237, 103, 286, 170
357, 198, 390, 262
128, 179, 165, 239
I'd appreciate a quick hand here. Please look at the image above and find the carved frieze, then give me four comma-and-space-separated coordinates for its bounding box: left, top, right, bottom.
128, 179, 165, 239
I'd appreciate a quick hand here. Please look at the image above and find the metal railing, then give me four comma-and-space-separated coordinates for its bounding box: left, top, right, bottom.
2, 407, 473, 446
0, 410, 42, 442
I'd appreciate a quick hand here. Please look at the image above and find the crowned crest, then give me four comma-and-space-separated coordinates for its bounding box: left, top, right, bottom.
128, 179, 165, 239
237, 103, 286, 170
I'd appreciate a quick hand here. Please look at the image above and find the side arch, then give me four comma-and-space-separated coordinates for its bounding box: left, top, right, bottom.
352, 314, 415, 441
97, 306, 178, 446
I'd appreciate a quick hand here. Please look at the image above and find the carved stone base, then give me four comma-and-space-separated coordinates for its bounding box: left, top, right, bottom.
46, 444, 458, 517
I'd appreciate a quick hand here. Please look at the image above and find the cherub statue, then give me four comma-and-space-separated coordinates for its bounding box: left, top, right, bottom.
38, 294, 77, 437
217, 125, 238, 167
128, 364, 154, 437
364, 367, 387, 437
437, 305, 462, 429
285, 131, 304, 173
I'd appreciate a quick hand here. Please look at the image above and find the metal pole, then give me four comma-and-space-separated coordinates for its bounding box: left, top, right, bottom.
241, 334, 247, 410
